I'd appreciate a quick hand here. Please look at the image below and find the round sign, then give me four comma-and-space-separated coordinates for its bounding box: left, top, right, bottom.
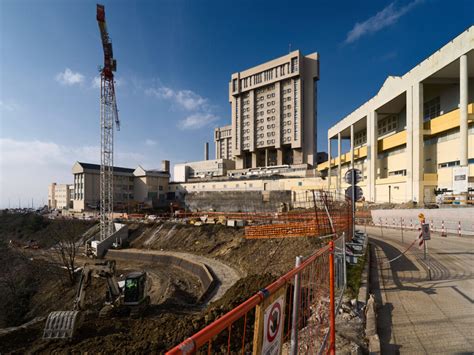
266, 302, 282, 343
344, 169, 362, 185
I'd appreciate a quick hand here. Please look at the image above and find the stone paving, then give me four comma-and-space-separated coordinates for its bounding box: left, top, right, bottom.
365, 226, 474, 354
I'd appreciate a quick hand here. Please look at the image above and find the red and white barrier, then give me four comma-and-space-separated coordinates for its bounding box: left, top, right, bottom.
458, 221, 462, 237
441, 220, 447, 237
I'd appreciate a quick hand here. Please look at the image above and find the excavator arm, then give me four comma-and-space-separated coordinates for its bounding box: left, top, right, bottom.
73, 260, 122, 311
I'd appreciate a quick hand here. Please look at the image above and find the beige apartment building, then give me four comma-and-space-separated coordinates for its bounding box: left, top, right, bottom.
133, 165, 170, 205
71, 161, 171, 211
48, 183, 73, 210
321, 27, 474, 204
72, 162, 135, 211
227, 50, 319, 169
214, 125, 233, 160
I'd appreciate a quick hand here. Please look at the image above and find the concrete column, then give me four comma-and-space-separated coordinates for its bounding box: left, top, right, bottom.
406, 89, 413, 202
265, 149, 269, 167
277, 149, 283, 165
412, 83, 424, 204
350, 124, 354, 169
328, 137, 331, 190
368, 111, 378, 202
460, 54, 468, 166
337, 132, 342, 194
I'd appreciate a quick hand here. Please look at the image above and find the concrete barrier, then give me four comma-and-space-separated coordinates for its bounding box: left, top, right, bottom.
92, 223, 129, 257
106, 250, 216, 303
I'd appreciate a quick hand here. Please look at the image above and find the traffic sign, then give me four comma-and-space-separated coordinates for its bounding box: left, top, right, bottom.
345, 186, 363, 201
422, 223, 431, 240
262, 295, 284, 354
344, 169, 362, 185
253, 288, 286, 355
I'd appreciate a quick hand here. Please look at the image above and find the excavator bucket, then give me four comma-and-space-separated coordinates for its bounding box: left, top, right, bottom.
43, 311, 82, 339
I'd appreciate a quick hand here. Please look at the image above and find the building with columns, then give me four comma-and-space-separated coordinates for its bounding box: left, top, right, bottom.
228, 50, 319, 169
320, 26, 474, 204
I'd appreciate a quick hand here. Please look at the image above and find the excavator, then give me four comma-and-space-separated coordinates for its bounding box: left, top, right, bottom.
43, 260, 150, 339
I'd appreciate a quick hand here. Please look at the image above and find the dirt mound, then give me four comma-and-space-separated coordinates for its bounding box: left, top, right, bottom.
0, 274, 275, 354
132, 222, 325, 275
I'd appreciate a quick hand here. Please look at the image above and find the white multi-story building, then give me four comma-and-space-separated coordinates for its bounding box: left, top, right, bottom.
48, 183, 73, 210
214, 125, 233, 160
321, 27, 474, 204
228, 50, 319, 169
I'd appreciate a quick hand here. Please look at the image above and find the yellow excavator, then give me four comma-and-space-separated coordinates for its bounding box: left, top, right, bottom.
43, 260, 150, 339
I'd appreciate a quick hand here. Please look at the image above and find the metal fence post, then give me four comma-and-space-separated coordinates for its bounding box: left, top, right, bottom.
342, 232, 347, 288
290, 256, 302, 355
329, 241, 336, 354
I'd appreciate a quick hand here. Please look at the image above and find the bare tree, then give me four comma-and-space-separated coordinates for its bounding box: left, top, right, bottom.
50, 221, 84, 285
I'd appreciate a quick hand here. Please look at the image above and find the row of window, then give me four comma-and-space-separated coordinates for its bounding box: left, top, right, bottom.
234, 58, 298, 93
378, 115, 398, 136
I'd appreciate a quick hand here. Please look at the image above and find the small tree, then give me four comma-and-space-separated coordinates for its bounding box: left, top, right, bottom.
50, 221, 84, 285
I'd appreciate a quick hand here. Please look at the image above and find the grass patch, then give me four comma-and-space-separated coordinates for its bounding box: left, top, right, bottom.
346, 249, 367, 299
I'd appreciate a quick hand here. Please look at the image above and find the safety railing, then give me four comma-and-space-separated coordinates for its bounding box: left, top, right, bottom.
167, 235, 347, 355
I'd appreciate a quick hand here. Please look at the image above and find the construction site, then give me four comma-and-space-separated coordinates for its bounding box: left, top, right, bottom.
2, 2, 474, 354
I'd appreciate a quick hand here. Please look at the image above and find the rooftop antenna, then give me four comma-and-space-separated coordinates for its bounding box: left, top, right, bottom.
288, 43, 292, 53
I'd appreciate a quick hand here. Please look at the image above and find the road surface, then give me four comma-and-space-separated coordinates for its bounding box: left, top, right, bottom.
364, 225, 474, 354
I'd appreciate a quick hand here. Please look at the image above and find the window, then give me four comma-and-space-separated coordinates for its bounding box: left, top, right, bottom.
232, 79, 237, 92
388, 169, 407, 176
438, 160, 460, 169
291, 57, 298, 72
354, 130, 367, 147
377, 115, 398, 136
423, 97, 441, 121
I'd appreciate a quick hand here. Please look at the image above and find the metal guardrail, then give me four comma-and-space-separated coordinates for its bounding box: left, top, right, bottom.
167, 235, 347, 354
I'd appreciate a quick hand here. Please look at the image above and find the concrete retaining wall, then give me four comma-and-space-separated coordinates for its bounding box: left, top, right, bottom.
106, 250, 216, 302
184, 190, 292, 212
93, 223, 129, 257
371, 208, 474, 235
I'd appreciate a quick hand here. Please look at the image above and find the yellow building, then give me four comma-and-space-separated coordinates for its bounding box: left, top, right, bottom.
320, 26, 474, 204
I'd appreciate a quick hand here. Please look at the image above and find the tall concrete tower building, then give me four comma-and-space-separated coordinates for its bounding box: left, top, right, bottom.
228, 50, 319, 169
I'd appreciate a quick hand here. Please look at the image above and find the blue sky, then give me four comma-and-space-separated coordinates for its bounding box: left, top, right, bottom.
0, 0, 473, 208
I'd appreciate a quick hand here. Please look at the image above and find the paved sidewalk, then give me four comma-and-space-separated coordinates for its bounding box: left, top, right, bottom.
365, 226, 474, 354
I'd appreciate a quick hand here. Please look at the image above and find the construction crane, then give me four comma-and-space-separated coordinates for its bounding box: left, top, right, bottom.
96, 4, 120, 242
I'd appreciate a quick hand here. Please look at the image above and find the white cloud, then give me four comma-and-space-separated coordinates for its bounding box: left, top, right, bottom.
178, 113, 218, 130
0, 138, 149, 208
0, 100, 20, 112
146, 86, 208, 111
55, 68, 85, 86
92, 76, 101, 89
145, 139, 157, 146
345, 0, 422, 44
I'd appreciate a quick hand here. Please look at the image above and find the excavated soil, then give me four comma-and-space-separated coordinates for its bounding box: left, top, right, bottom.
132, 222, 325, 275
1, 221, 327, 353
1, 274, 275, 354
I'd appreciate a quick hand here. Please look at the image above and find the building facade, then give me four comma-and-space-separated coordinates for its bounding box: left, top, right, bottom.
173, 159, 236, 183
71, 161, 171, 211
228, 50, 319, 169
48, 183, 73, 210
214, 125, 233, 160
133, 165, 170, 207
321, 27, 474, 204
72, 162, 135, 211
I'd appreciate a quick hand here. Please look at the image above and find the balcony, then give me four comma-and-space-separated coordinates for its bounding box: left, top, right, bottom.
424, 103, 474, 135
378, 130, 406, 151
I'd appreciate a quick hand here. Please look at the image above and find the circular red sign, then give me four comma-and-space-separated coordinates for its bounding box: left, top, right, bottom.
266, 302, 282, 343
